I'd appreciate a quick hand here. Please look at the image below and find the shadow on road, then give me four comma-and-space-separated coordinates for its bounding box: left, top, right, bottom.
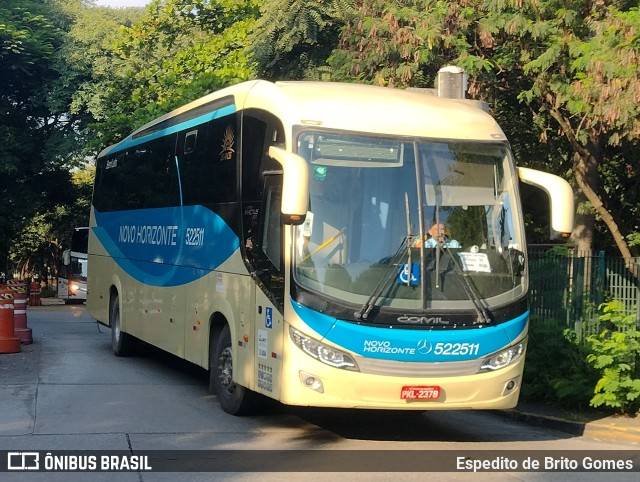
130, 339, 577, 444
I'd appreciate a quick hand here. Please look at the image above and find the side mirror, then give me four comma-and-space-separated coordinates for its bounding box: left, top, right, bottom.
268, 146, 309, 225
62, 249, 71, 266
518, 167, 574, 239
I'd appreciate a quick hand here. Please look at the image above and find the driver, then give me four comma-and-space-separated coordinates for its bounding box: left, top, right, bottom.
414, 223, 460, 248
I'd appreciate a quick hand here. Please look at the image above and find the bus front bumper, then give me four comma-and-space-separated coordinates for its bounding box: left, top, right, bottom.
279, 330, 525, 410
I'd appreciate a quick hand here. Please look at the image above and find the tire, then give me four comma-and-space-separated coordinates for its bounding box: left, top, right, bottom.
110, 293, 133, 357
210, 325, 257, 415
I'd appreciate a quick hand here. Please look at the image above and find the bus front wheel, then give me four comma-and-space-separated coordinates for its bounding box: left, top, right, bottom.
210, 325, 256, 415
110, 293, 133, 357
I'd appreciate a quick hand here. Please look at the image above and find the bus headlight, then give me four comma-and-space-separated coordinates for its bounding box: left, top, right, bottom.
479, 338, 527, 372
290, 327, 359, 371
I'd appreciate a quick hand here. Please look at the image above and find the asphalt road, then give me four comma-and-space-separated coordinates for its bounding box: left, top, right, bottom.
0, 302, 637, 481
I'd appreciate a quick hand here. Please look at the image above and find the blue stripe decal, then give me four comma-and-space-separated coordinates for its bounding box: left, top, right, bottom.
291, 301, 528, 362
103, 104, 237, 156
93, 206, 239, 287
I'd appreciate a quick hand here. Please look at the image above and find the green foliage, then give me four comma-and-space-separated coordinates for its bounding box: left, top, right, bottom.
249, 0, 349, 80
40, 285, 57, 298
0, 0, 86, 274
627, 232, 640, 248
331, 0, 640, 256
64, 3, 145, 129
586, 300, 640, 415
5, 0, 266, 277
75, 0, 261, 146
9, 164, 93, 282
522, 317, 598, 409
329, 0, 476, 87
473, 1, 640, 256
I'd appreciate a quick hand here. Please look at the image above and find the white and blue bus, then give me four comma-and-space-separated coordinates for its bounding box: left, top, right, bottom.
58, 227, 89, 304
88, 70, 573, 415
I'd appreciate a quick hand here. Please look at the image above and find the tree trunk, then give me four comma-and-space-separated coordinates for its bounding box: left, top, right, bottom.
573, 151, 636, 274
548, 107, 636, 273
571, 152, 595, 254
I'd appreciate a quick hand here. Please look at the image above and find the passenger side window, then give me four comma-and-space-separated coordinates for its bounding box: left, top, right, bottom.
178, 113, 238, 206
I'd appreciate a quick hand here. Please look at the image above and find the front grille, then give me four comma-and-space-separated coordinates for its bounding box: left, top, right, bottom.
356, 356, 482, 377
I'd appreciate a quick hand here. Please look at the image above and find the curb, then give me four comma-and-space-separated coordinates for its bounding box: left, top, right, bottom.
38, 298, 65, 306
498, 409, 586, 436
498, 409, 640, 445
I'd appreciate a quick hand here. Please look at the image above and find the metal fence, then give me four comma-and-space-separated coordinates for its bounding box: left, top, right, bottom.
528, 247, 640, 339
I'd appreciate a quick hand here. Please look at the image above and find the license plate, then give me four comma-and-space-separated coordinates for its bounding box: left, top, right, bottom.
401, 385, 441, 400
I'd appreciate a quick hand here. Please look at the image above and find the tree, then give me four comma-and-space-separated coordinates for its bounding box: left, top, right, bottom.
328, 1, 640, 263
0, 0, 84, 275
249, 0, 349, 80
329, 0, 479, 87
472, 1, 640, 263
9, 165, 93, 283
80, 0, 261, 145
63, 2, 145, 129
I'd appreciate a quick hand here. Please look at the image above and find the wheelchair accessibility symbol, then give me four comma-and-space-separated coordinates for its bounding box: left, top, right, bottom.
265, 307, 273, 329
397, 263, 420, 286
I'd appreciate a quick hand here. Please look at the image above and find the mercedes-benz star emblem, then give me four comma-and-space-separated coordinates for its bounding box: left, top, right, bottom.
417, 339, 432, 354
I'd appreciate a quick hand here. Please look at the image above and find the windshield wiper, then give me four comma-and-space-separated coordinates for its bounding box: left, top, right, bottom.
436, 243, 492, 325
405, 192, 412, 286
354, 236, 411, 321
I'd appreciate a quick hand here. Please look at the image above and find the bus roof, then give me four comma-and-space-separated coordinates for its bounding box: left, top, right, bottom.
271, 81, 504, 142
99, 80, 506, 157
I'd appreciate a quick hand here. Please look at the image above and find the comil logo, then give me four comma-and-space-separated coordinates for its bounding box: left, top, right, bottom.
8, 452, 40, 470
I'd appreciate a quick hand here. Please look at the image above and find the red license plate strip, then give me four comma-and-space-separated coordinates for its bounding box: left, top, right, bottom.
401, 385, 441, 400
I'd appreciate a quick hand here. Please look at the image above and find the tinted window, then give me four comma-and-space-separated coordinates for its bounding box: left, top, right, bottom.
179, 113, 238, 206
93, 135, 178, 212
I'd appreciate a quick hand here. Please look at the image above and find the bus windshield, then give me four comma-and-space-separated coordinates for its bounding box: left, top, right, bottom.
293, 132, 526, 315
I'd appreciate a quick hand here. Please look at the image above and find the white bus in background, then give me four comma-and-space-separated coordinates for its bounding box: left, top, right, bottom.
58, 227, 89, 303
88, 69, 573, 415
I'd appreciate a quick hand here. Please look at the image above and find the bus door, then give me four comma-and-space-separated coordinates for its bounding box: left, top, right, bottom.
247, 174, 285, 399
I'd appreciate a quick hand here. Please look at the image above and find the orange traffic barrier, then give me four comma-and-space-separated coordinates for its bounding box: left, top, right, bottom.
29, 281, 41, 306
7, 279, 32, 344
0, 286, 21, 354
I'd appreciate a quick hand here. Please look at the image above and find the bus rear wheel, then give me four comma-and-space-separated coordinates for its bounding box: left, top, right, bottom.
110, 293, 133, 357
210, 325, 256, 415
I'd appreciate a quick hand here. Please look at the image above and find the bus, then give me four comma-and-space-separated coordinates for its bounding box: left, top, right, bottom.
87, 69, 573, 415
58, 227, 89, 304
